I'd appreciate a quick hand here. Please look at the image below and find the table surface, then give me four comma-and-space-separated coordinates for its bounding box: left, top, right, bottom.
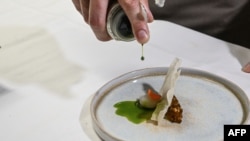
0, 0, 249, 141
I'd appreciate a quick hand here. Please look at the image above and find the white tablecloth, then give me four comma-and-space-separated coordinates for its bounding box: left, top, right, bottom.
0, 0, 249, 141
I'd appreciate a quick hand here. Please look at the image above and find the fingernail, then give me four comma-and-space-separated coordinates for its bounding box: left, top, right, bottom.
137, 30, 149, 43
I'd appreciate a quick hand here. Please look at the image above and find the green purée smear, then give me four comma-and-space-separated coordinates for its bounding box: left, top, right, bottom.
114, 101, 154, 124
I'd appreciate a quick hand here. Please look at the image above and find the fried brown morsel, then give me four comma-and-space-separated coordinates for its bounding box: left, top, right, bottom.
164, 96, 183, 123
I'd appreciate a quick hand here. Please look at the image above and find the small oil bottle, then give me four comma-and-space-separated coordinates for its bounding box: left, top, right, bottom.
106, 2, 135, 41
107, 1, 146, 61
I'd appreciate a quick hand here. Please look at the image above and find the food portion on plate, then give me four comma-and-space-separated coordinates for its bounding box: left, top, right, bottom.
114, 58, 183, 125
90, 58, 249, 141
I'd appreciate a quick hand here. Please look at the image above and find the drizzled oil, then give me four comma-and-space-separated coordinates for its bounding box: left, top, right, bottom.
140, 44, 145, 61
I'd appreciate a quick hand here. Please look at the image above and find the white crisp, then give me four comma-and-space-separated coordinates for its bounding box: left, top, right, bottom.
151, 58, 182, 126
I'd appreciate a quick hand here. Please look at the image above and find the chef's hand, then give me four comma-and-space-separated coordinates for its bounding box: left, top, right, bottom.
72, 0, 154, 44
242, 62, 250, 73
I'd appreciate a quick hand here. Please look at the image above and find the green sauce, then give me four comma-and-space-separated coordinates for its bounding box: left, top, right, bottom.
114, 101, 154, 124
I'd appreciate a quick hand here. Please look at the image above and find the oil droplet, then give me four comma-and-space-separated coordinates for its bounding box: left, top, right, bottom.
140, 44, 145, 61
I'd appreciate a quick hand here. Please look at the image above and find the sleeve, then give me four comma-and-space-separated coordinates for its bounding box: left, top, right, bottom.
149, 0, 250, 48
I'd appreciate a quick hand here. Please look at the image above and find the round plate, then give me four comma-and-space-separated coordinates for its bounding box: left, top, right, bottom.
90, 67, 250, 141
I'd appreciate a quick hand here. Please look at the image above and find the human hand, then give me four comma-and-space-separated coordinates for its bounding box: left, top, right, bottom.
72, 0, 154, 44
242, 62, 250, 73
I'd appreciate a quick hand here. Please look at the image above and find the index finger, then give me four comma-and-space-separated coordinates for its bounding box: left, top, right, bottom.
118, 0, 153, 44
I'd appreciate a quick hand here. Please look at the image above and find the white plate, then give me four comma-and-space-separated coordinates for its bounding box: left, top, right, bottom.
88, 67, 249, 141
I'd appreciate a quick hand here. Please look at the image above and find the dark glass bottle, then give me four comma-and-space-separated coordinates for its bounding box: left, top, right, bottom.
106, 3, 135, 41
